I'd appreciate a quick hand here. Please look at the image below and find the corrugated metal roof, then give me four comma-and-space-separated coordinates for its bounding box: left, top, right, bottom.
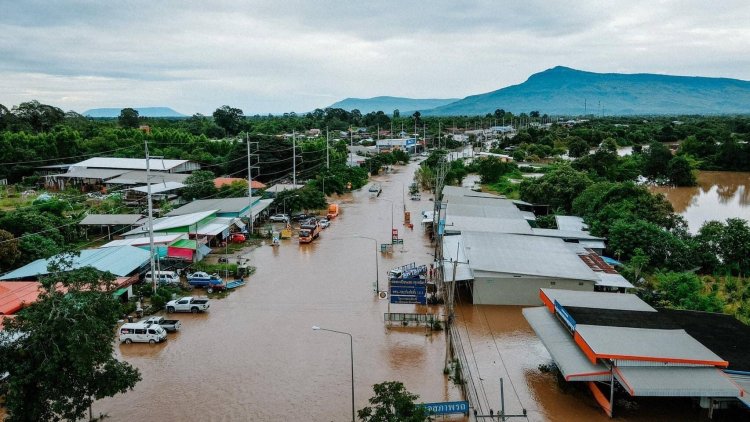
265, 183, 304, 194
555, 215, 588, 232
530, 228, 604, 241
100, 234, 185, 248
579, 240, 606, 250
540, 289, 656, 312
171, 239, 197, 249
443, 215, 532, 235
167, 197, 258, 216
614, 366, 741, 397
251, 199, 273, 218
446, 203, 523, 219
442, 186, 502, 200
71, 157, 188, 171
121, 210, 218, 236
462, 232, 599, 281
0, 282, 43, 315
596, 273, 634, 289
0, 246, 150, 280
107, 171, 189, 185
195, 218, 233, 236
576, 324, 727, 366
441, 235, 473, 282
129, 181, 185, 194
523, 307, 610, 381
79, 214, 144, 226
53, 168, 129, 179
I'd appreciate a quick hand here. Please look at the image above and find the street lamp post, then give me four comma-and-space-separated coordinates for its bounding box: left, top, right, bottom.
280, 194, 299, 216
312, 326, 355, 422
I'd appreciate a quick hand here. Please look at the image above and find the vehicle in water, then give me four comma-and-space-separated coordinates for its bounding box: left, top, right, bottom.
165, 296, 210, 313
144, 270, 180, 286
119, 322, 167, 344
299, 218, 322, 244
187, 272, 225, 293
141, 316, 181, 332
269, 213, 289, 223
368, 183, 382, 198
326, 203, 340, 219
319, 218, 330, 229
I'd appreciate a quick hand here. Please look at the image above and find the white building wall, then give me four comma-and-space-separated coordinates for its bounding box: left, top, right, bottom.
472, 274, 595, 305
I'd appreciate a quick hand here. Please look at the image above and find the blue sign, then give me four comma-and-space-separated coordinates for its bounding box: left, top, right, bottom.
421, 401, 469, 415
390, 295, 427, 305
390, 285, 426, 296
554, 299, 577, 331
388, 279, 426, 286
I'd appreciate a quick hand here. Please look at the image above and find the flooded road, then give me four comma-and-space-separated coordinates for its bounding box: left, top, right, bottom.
94, 161, 463, 421
90, 159, 728, 421
651, 171, 750, 233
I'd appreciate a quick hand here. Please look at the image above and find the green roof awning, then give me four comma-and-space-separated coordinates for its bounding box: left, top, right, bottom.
113, 288, 128, 297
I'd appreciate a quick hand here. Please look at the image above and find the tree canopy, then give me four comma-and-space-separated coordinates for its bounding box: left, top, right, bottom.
358, 381, 431, 422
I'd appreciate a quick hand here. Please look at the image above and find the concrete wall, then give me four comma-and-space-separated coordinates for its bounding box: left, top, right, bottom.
472, 274, 596, 305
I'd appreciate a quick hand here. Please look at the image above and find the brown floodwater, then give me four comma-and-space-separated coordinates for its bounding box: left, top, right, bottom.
651, 171, 750, 233
86, 161, 730, 421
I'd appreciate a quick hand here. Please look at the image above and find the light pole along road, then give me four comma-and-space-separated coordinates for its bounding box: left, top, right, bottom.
312, 326, 355, 422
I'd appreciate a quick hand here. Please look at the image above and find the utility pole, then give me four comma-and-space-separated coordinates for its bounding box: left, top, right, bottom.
144, 140, 156, 293
326, 127, 330, 169
292, 131, 297, 187
247, 134, 259, 236
349, 128, 353, 167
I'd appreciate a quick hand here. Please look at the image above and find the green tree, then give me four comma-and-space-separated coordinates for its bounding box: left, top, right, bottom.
11, 100, 64, 132
358, 381, 432, 422
567, 137, 589, 158
213, 105, 244, 135
719, 218, 750, 275
183, 170, 218, 200
519, 165, 592, 213
0, 257, 141, 421
655, 272, 725, 312
0, 229, 20, 271
666, 155, 696, 186
118, 108, 140, 128
642, 141, 673, 180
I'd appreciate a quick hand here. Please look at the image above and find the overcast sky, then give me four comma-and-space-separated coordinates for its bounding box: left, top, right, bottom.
2, 0, 749, 115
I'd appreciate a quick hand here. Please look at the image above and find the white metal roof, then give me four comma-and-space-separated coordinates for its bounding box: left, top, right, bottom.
54, 168, 129, 180
129, 181, 185, 194
462, 232, 599, 281
251, 199, 273, 219
443, 215, 533, 235
71, 157, 189, 171
167, 197, 258, 216
579, 240, 606, 250
441, 235, 473, 282
614, 366, 741, 397
446, 203, 524, 219
596, 273, 634, 289
79, 214, 143, 226
100, 234, 185, 248
265, 183, 304, 194
530, 228, 604, 241
106, 171, 189, 185
523, 307, 610, 381
540, 289, 656, 312
575, 325, 727, 365
121, 210, 218, 236
195, 220, 232, 236
555, 215, 588, 232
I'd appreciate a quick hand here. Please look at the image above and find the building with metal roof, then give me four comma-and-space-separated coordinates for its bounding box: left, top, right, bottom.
70, 157, 199, 173
524, 288, 750, 417
0, 281, 43, 315
79, 214, 144, 226
121, 210, 218, 238
167, 197, 260, 219
106, 171, 189, 186
0, 246, 150, 281
555, 215, 588, 232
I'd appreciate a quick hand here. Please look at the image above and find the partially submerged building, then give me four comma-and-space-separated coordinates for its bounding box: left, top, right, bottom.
524, 288, 750, 416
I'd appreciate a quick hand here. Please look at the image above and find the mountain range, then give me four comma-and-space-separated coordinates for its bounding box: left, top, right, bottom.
328, 67, 750, 116
327, 96, 459, 114
83, 107, 186, 118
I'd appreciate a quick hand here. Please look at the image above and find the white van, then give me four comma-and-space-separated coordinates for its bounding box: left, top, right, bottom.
119, 323, 167, 344
144, 271, 180, 285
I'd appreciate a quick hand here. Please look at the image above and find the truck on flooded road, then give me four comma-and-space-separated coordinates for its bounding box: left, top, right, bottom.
299, 218, 321, 244
141, 316, 181, 332
165, 297, 210, 314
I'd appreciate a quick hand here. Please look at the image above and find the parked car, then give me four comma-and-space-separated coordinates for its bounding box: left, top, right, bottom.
291, 212, 310, 222
144, 271, 180, 286
165, 297, 210, 313
141, 316, 181, 332
187, 272, 225, 293
119, 322, 167, 344
269, 214, 289, 222
229, 233, 246, 243
319, 218, 330, 229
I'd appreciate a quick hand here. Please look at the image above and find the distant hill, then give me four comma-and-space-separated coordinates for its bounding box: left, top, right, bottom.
327, 96, 459, 114
82, 107, 187, 118
420, 66, 750, 116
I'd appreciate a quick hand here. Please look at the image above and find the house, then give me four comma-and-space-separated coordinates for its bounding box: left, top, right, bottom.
213, 177, 267, 191
78, 213, 145, 239
264, 183, 305, 197
376, 138, 417, 153
44, 157, 199, 192
166, 197, 272, 222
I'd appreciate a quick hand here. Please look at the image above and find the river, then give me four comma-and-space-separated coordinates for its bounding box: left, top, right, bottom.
650, 171, 750, 233
90, 160, 721, 421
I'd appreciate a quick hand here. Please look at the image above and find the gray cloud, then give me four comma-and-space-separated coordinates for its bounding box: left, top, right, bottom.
1, 1, 749, 114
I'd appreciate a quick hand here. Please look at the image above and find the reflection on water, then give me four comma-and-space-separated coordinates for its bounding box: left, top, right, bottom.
651, 171, 750, 233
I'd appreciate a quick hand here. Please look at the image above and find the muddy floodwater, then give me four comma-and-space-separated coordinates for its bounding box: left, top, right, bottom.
90, 160, 725, 421
651, 171, 750, 233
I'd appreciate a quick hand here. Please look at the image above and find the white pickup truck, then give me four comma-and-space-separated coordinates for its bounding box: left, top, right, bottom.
165, 297, 210, 314
141, 316, 181, 332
